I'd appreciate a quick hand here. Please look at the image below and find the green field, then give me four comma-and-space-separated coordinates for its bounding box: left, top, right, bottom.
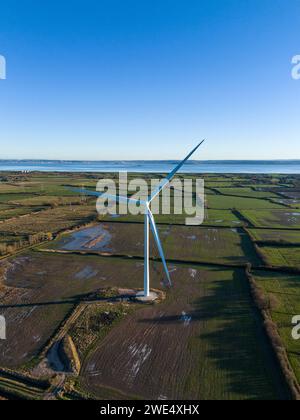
0, 205, 96, 237
241, 209, 300, 228
45, 223, 259, 266
215, 187, 280, 199
103, 208, 243, 227
249, 229, 300, 245
79, 264, 283, 400
207, 195, 284, 210
257, 245, 300, 268
254, 271, 300, 383
0, 171, 299, 400
163, 226, 260, 265
0, 206, 44, 221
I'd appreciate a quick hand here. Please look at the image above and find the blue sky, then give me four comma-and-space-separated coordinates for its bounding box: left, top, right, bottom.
0, 0, 299, 160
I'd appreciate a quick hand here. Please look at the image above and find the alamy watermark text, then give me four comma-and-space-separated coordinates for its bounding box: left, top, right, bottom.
292, 316, 300, 340
94, 172, 205, 226
292, 55, 300, 80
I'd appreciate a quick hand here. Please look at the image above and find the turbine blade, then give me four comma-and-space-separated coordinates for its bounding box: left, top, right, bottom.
149, 140, 205, 202
68, 187, 146, 204
148, 209, 172, 287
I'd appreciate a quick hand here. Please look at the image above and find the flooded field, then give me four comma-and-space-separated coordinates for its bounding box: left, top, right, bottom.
48, 223, 259, 266
57, 225, 113, 252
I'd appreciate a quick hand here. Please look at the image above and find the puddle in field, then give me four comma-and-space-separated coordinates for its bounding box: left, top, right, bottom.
189, 269, 197, 279
60, 225, 112, 252
135, 262, 144, 268
75, 266, 99, 280
284, 212, 300, 224
181, 311, 192, 326
47, 342, 65, 372
161, 228, 171, 237
128, 343, 152, 381
168, 266, 177, 274
5, 257, 31, 279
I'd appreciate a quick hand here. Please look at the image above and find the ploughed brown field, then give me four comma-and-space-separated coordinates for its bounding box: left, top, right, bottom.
0, 253, 143, 367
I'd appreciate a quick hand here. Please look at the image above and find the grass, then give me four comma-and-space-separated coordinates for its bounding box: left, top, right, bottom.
257, 245, 300, 268
44, 222, 259, 266
0, 376, 45, 400
0, 205, 96, 237
0, 194, 37, 203
163, 226, 260, 265
79, 265, 284, 400
6, 195, 87, 207
69, 302, 137, 362
0, 171, 299, 400
102, 209, 243, 227
248, 229, 300, 245
0, 207, 45, 221
254, 271, 300, 384
207, 195, 285, 210
215, 187, 280, 199
241, 209, 300, 229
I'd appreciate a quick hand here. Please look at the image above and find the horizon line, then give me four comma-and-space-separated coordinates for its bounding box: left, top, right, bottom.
1, 158, 300, 163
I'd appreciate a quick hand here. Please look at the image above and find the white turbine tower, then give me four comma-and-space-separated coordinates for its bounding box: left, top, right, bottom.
73, 140, 205, 299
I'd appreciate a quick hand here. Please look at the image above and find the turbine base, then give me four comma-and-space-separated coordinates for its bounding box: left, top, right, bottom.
135, 291, 158, 303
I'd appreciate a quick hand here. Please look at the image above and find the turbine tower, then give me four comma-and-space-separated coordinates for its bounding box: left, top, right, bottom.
72, 140, 205, 298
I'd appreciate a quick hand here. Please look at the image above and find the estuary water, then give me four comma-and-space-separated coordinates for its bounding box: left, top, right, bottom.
1, 160, 300, 174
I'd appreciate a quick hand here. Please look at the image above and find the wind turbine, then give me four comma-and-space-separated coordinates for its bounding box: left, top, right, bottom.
71, 140, 205, 298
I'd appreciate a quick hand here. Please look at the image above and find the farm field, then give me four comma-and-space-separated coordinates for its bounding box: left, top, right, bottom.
0, 205, 96, 249
281, 191, 300, 200
207, 195, 285, 210
163, 225, 260, 265
253, 271, 300, 383
214, 187, 280, 199
0, 206, 45, 221
44, 222, 260, 266
241, 209, 300, 229
272, 199, 300, 208
6, 195, 86, 207
248, 229, 300, 245
0, 172, 299, 400
0, 252, 146, 368
256, 245, 300, 269
80, 265, 283, 400
103, 209, 243, 228
0, 194, 37, 204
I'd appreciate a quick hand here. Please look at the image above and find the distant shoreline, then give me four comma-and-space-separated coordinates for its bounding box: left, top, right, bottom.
1, 159, 300, 164
1, 160, 300, 174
